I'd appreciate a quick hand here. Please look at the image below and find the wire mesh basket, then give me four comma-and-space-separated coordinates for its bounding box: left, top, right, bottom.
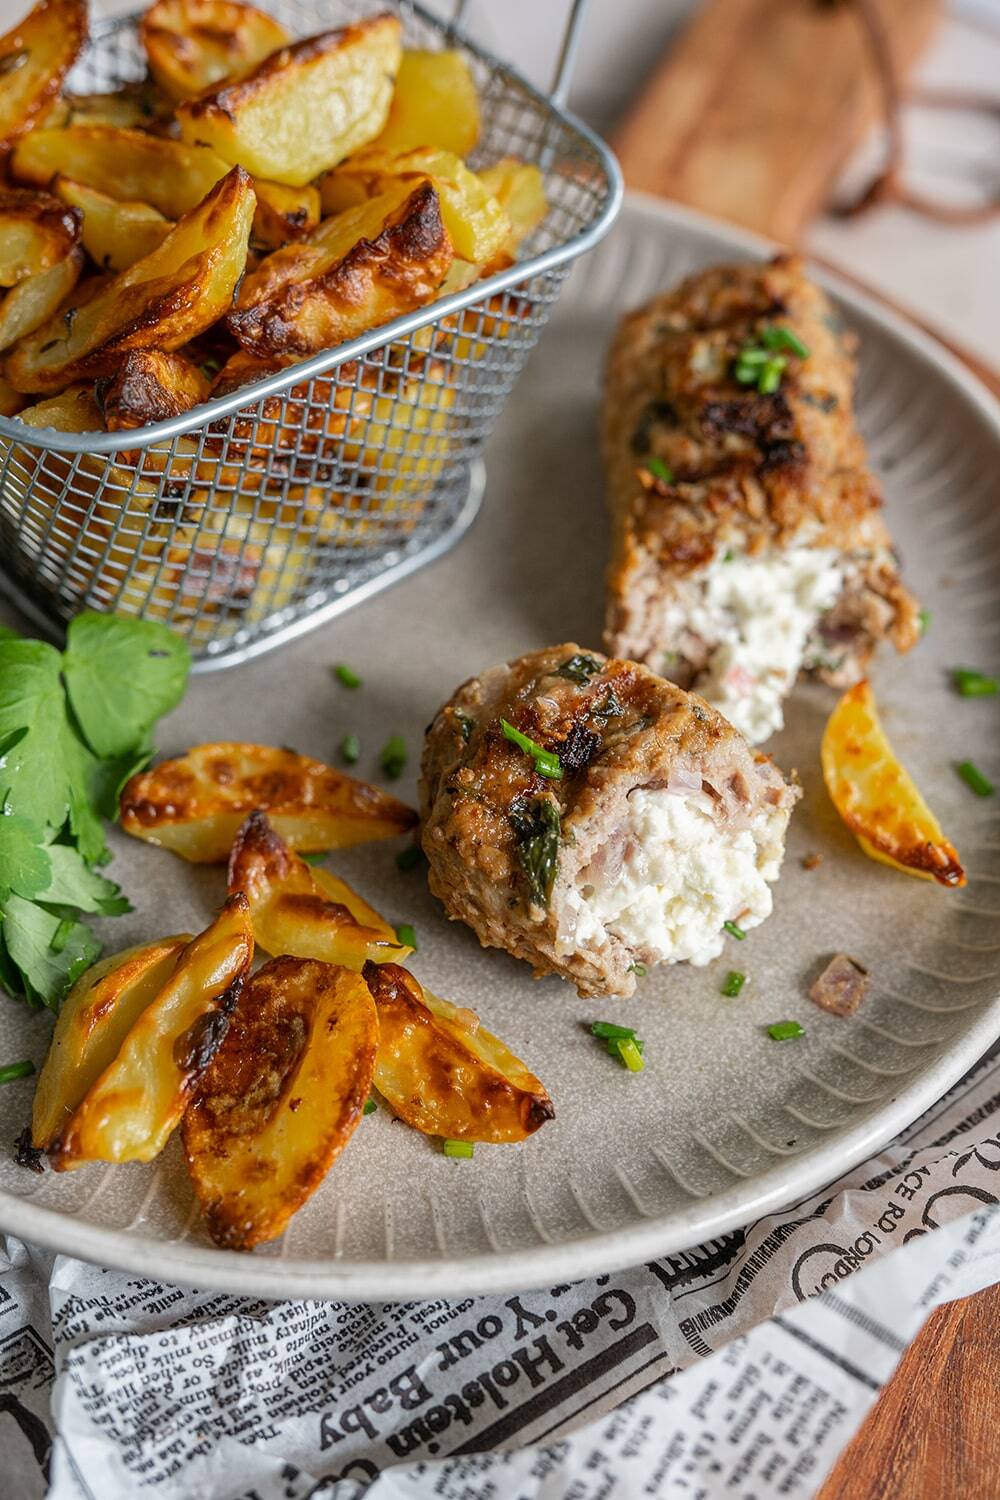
0, 0, 621, 668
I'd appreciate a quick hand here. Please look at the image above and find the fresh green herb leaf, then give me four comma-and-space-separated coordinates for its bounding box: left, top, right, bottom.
554, 654, 602, 684
766, 1020, 804, 1041
721, 970, 746, 997
510, 797, 561, 907
396, 844, 424, 872
644, 456, 673, 483
957, 760, 994, 797
591, 1020, 637, 1040
333, 663, 362, 689
454, 709, 474, 743
616, 1037, 645, 1072
501, 719, 562, 779
627, 961, 647, 976
301, 852, 328, 865
2, 895, 99, 1009
380, 734, 407, 780
722, 549, 735, 562
35, 844, 130, 915
918, 609, 932, 634
339, 732, 360, 765
0, 639, 75, 830
761, 324, 810, 358
758, 356, 786, 395
0, 1059, 34, 1084
0, 816, 51, 902
397, 923, 417, 950
442, 1138, 474, 1158
63, 614, 189, 759
362, 1097, 377, 1116
49, 918, 75, 954
953, 668, 998, 697
592, 687, 624, 724
724, 920, 746, 940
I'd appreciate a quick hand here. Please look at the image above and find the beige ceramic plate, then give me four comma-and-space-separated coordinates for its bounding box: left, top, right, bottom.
1, 193, 999, 1299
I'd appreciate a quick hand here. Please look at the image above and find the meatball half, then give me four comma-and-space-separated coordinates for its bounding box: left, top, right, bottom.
420, 644, 799, 999
603, 255, 920, 744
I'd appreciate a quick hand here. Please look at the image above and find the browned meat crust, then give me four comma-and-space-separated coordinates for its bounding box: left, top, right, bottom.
419, 643, 798, 998
603, 254, 920, 689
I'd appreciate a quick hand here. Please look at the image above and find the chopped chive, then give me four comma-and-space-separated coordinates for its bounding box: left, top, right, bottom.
380, 734, 407, 779
724, 920, 746, 940
49, 918, 75, 954
396, 923, 417, 950
500, 718, 563, 780
607, 1036, 645, 1058
957, 760, 994, 797
301, 851, 328, 865
761, 324, 810, 359
616, 1038, 645, 1072
443, 1138, 474, 1158
766, 1020, 805, 1041
339, 732, 360, 765
757, 357, 786, 395
722, 548, 735, 562
734, 362, 761, 385
627, 961, 647, 976
953, 668, 998, 697
333, 663, 361, 689
721, 970, 746, 997
918, 609, 932, 634
363, 1098, 377, 1116
645, 456, 673, 483
396, 844, 424, 872
591, 1021, 637, 1040
736, 348, 770, 367
0, 1060, 34, 1085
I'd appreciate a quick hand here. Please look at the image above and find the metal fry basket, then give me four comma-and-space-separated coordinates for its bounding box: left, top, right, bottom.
0, 0, 621, 668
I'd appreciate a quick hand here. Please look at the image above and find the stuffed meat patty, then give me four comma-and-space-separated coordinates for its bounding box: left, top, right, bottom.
420, 644, 799, 998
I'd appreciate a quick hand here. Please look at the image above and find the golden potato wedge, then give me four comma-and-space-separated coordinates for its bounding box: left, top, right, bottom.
11, 126, 230, 219
227, 811, 411, 969
54, 177, 174, 273
177, 15, 402, 187
251, 178, 321, 250
370, 49, 480, 157
97, 350, 210, 430
363, 961, 554, 1144
0, 189, 80, 288
0, 247, 82, 353
0, 0, 87, 153
45, 894, 254, 1169
141, 0, 290, 102
821, 680, 965, 887
182, 955, 377, 1249
121, 742, 417, 863
228, 181, 452, 358
0, 377, 27, 416
321, 147, 508, 265
32, 935, 192, 1151
64, 81, 174, 131
5, 166, 255, 394
478, 159, 548, 256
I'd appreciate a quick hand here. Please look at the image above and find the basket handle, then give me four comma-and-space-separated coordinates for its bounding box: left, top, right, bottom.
448, 0, 591, 106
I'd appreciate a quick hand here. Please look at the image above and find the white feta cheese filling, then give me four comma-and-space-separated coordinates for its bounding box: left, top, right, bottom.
558, 788, 785, 968
669, 547, 844, 744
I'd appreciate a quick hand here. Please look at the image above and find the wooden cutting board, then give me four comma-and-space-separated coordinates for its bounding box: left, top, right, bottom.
612, 0, 942, 242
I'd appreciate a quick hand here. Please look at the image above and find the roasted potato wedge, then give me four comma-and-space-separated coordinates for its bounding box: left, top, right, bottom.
5, 166, 255, 394
97, 350, 210, 429
0, 377, 27, 417
321, 147, 508, 265
12, 126, 230, 219
64, 81, 173, 131
0, 0, 87, 153
822, 680, 965, 887
478, 159, 548, 257
228, 181, 452, 358
141, 0, 290, 102
363, 962, 554, 1143
228, 810, 412, 968
54, 177, 174, 273
0, 189, 80, 288
370, 48, 480, 157
32, 935, 192, 1151
183, 955, 378, 1249
251, 178, 321, 250
121, 742, 417, 862
43, 894, 254, 1169
0, 248, 82, 353
177, 15, 402, 187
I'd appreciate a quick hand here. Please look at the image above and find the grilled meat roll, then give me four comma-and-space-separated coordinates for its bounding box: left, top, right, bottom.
420, 644, 798, 999
603, 255, 920, 744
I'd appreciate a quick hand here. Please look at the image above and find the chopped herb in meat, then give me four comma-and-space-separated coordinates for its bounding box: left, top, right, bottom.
501, 719, 562, 780
454, 708, 474, 742
554, 654, 602, 684
644, 456, 673, 484
510, 797, 561, 906
591, 686, 625, 724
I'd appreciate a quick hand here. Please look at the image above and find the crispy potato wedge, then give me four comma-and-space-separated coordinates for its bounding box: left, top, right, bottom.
0, 189, 80, 288
363, 962, 554, 1143
370, 49, 480, 157
0, 248, 82, 353
478, 158, 548, 257
64, 82, 173, 131
177, 15, 402, 187
141, 0, 290, 102
44, 895, 253, 1169
228, 811, 411, 969
54, 177, 174, 273
251, 178, 321, 250
0, 377, 27, 417
321, 147, 508, 265
822, 680, 965, 887
0, 0, 87, 153
97, 350, 210, 429
121, 742, 417, 862
32, 935, 193, 1151
228, 181, 452, 358
11, 126, 230, 219
5, 165, 255, 394
183, 955, 377, 1249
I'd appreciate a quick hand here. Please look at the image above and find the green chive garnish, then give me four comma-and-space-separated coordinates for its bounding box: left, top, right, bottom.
736, 348, 770, 367
721, 971, 746, 997
757, 356, 786, 395
645, 456, 673, 483
767, 1020, 804, 1041
591, 1021, 637, 1040
627, 961, 647, 976
953, 669, 998, 697
333, 663, 361, 689
918, 609, 932, 634
724, 920, 746, 940
443, 1138, 474, 1158
761, 325, 810, 359
380, 734, 407, 779
301, 852, 328, 865
396, 845, 424, 872
49, 918, 74, 954
616, 1038, 645, 1072
396, 923, 417, 950
339, 732, 360, 765
957, 760, 994, 797
607, 1037, 645, 1058
363, 1098, 377, 1116
0, 1060, 34, 1085
500, 718, 562, 780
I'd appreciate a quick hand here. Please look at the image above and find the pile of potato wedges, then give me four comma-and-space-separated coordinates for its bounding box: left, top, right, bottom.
30, 741, 553, 1251
0, 0, 547, 633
